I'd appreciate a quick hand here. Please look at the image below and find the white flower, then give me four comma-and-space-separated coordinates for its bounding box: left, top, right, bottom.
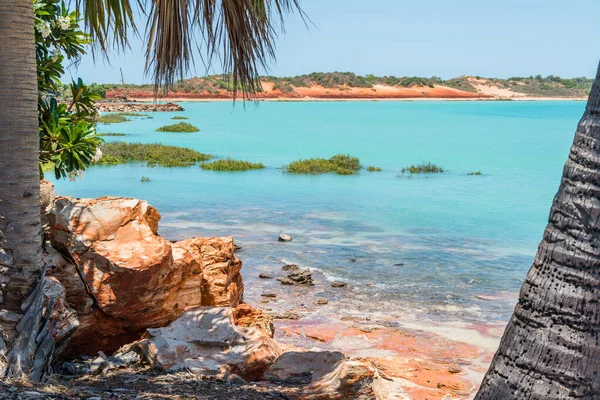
92, 148, 103, 163
56, 16, 70, 30
68, 170, 84, 182
36, 21, 51, 38
51, 48, 61, 62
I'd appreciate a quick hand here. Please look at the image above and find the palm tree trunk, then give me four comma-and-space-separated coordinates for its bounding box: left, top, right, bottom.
0, 0, 44, 375
475, 61, 600, 399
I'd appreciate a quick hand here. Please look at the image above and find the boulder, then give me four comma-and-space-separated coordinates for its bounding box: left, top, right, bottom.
44, 196, 243, 355
134, 307, 281, 381
277, 267, 314, 286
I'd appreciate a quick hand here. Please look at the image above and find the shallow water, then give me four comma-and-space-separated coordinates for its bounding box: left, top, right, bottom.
50, 100, 584, 329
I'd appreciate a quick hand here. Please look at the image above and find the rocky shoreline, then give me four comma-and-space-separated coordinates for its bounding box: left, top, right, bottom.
96, 101, 184, 113
28, 181, 496, 399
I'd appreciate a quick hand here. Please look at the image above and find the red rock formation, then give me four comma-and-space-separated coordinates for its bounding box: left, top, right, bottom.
43, 196, 243, 355
232, 303, 275, 338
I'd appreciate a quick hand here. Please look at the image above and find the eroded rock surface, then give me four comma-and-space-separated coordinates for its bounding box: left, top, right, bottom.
134, 307, 281, 382
43, 196, 243, 355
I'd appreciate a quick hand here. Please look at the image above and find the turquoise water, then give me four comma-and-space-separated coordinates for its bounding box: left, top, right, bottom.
50, 100, 584, 325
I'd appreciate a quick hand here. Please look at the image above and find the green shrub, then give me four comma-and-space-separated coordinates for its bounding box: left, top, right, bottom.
401, 162, 444, 174
200, 159, 265, 171
467, 171, 482, 175
156, 122, 200, 132
283, 154, 361, 175
171, 116, 189, 120
141, 176, 151, 182
98, 114, 130, 124
98, 132, 127, 137
98, 142, 212, 167
366, 166, 382, 172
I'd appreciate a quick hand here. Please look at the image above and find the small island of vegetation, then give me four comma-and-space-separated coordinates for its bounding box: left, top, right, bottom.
171, 116, 189, 120
98, 114, 130, 124
200, 159, 265, 171
366, 166, 382, 172
156, 122, 200, 132
467, 171, 482, 175
401, 162, 445, 174
98, 142, 212, 167
98, 132, 127, 137
284, 154, 361, 175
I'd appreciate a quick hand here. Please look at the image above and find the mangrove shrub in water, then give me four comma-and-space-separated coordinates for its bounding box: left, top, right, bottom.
200, 159, 265, 171
283, 154, 361, 175
98, 142, 212, 167
171, 116, 189, 120
156, 122, 200, 132
366, 166, 382, 172
401, 162, 444, 174
98, 114, 130, 124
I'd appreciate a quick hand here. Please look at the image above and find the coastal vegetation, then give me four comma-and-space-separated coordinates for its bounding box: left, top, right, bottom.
104, 73, 594, 99
98, 132, 127, 137
200, 159, 265, 171
141, 176, 151, 182
467, 171, 482, 175
401, 163, 445, 174
366, 166, 382, 172
98, 142, 212, 167
284, 154, 361, 175
98, 114, 130, 124
171, 116, 189, 120
156, 122, 200, 132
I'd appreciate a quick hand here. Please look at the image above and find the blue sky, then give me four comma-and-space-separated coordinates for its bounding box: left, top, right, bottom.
67, 0, 600, 84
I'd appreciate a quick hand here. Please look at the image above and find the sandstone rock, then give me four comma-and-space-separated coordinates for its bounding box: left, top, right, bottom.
44, 196, 243, 355
258, 273, 272, 279
282, 264, 299, 271
278, 234, 292, 242
316, 298, 329, 305
331, 281, 347, 288
135, 307, 281, 381
261, 293, 277, 298
265, 351, 375, 399
232, 304, 275, 338
277, 277, 295, 285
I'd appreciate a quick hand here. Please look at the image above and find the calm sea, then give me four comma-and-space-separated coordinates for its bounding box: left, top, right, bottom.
50, 100, 585, 328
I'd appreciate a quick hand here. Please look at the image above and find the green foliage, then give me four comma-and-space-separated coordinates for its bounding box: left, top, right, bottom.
98, 142, 212, 167
36, 0, 104, 180
98, 114, 130, 123
401, 163, 445, 174
141, 176, 151, 182
98, 132, 127, 136
467, 171, 482, 175
284, 154, 361, 175
366, 166, 382, 172
171, 116, 189, 120
156, 122, 200, 132
200, 159, 265, 171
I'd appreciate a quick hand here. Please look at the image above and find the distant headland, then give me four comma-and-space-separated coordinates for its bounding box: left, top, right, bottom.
96, 73, 592, 102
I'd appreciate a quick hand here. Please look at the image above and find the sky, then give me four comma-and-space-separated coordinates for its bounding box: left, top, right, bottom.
66, 0, 600, 84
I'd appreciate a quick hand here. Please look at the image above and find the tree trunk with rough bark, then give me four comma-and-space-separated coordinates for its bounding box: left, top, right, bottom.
0, 1, 78, 381
475, 61, 600, 399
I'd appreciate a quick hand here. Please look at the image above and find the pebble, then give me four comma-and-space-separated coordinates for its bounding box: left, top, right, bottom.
331, 281, 347, 288
282, 264, 299, 271
261, 293, 277, 298
259, 273, 273, 279
316, 298, 329, 305
278, 234, 292, 242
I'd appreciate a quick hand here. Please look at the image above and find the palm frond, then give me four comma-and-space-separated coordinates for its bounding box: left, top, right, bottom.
144, 0, 305, 98
76, 0, 139, 52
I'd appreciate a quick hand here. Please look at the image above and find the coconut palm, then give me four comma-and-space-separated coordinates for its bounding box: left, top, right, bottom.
475, 61, 600, 399
0, 0, 301, 380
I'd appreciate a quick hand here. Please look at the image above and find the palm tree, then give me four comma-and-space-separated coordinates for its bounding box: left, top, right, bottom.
475, 61, 600, 399
0, 0, 301, 380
